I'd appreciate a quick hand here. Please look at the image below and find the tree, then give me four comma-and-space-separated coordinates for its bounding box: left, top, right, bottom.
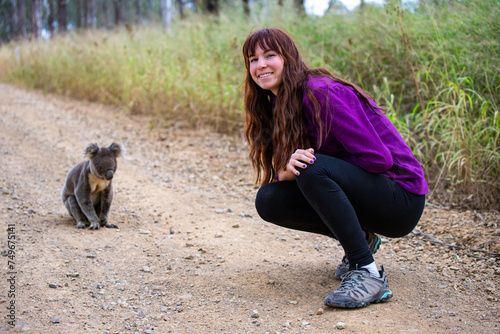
177, 0, 185, 19
101, 0, 109, 29
135, 0, 141, 24
31, 0, 42, 40
114, 0, 122, 26
90, 0, 96, 29
9, 0, 20, 39
83, 0, 89, 29
76, 0, 82, 28
242, 0, 249, 16
160, 0, 172, 29
207, 0, 218, 15
48, 0, 55, 35
57, 0, 67, 32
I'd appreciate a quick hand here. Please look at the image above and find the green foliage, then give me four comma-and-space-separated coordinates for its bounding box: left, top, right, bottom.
0, 0, 498, 209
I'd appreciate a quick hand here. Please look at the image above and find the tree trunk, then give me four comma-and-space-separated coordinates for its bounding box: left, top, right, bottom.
148, 0, 154, 21
135, 0, 141, 24
83, 0, 89, 29
242, 0, 249, 16
177, 0, 185, 19
102, 0, 109, 29
57, 0, 66, 32
48, 0, 55, 35
114, 0, 122, 27
160, 0, 171, 29
31, 0, 43, 40
90, 0, 96, 29
207, 0, 218, 15
10, 0, 20, 39
76, 0, 82, 28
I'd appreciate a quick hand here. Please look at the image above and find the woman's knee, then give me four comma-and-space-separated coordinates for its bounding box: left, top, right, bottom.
296, 154, 338, 183
255, 183, 277, 222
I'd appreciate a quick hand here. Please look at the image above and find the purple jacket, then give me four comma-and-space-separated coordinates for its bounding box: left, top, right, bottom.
302, 75, 428, 195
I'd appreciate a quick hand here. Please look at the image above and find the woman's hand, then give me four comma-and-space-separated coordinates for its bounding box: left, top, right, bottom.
277, 148, 316, 181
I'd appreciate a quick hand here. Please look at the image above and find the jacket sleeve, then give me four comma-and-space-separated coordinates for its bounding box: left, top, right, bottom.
308, 82, 393, 174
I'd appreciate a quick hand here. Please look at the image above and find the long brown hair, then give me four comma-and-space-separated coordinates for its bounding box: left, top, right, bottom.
242, 28, 378, 185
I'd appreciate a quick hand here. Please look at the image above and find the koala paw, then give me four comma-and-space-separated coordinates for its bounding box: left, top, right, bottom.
104, 223, 119, 229
89, 222, 101, 230
77, 221, 87, 229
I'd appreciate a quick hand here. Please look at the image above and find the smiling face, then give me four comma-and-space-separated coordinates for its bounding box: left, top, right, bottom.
248, 44, 285, 96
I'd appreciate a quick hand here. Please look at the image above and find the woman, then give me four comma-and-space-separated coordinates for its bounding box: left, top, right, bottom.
242, 28, 428, 309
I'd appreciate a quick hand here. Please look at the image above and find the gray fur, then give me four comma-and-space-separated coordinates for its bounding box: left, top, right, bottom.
62, 143, 121, 230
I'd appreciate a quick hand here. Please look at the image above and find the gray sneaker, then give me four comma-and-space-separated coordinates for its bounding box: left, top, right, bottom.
324, 267, 393, 308
334, 231, 381, 279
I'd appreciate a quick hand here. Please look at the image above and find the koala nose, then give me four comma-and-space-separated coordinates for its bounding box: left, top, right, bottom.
105, 170, 114, 180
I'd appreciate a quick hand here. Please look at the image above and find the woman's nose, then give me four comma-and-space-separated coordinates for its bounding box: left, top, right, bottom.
257, 58, 267, 68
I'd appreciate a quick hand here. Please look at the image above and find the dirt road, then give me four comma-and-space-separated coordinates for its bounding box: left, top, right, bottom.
0, 83, 499, 333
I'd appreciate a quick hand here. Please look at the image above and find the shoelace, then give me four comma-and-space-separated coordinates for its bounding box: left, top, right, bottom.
337, 270, 367, 291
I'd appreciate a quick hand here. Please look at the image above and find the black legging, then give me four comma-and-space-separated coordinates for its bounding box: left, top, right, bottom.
255, 154, 425, 269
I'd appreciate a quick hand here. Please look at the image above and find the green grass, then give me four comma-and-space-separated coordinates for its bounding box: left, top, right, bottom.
0, 0, 498, 209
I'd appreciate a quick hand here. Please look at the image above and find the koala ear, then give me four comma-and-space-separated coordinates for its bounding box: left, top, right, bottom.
84, 143, 100, 159
108, 143, 122, 158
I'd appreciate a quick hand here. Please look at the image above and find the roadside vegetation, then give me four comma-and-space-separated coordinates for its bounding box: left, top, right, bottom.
0, 0, 498, 209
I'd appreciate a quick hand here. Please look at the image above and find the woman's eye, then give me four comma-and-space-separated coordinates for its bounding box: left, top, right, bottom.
249, 58, 257, 63
266, 53, 275, 59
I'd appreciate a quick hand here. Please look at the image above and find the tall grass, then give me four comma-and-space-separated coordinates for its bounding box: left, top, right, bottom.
0, 0, 498, 209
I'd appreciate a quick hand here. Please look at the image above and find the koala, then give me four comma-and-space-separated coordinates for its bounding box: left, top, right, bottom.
62, 143, 121, 230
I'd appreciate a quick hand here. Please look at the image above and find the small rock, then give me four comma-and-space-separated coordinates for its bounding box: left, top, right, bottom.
485, 280, 496, 292
251, 310, 259, 318
316, 308, 324, 315
142, 266, 152, 273
52, 318, 60, 324
139, 229, 151, 235
289, 300, 297, 305
232, 224, 240, 228
336, 321, 346, 329
49, 283, 57, 289
66, 272, 79, 278
169, 228, 175, 234
215, 233, 223, 238
86, 254, 96, 259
